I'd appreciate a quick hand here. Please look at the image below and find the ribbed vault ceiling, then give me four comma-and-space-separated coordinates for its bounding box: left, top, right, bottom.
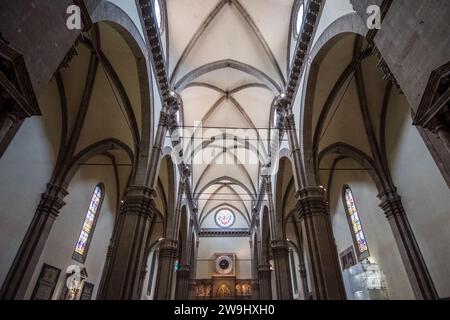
165, 0, 298, 227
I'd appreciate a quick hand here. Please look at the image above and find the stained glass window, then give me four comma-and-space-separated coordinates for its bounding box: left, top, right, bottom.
343, 186, 369, 260
215, 209, 235, 228
73, 185, 104, 262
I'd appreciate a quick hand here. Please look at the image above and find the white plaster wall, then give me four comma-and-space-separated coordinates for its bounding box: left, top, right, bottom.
312, 0, 355, 47
294, 0, 356, 152
107, 0, 145, 40
196, 237, 251, 279
201, 210, 248, 229
0, 80, 61, 287
329, 159, 415, 299
24, 158, 118, 300
385, 90, 450, 298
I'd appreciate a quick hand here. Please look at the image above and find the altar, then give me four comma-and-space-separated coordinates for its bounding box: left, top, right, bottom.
194, 253, 252, 300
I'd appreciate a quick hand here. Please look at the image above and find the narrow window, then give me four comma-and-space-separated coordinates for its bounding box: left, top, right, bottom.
295, 3, 305, 37
154, 0, 163, 31
73, 184, 104, 263
342, 186, 369, 260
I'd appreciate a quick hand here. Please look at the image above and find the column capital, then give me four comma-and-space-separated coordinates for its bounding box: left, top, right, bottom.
180, 163, 191, 181
159, 239, 178, 258
121, 186, 156, 219
296, 186, 328, 219
271, 240, 290, 258
377, 189, 403, 219
37, 183, 68, 219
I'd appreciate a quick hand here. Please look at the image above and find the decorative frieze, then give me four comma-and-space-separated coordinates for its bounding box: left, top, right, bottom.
199, 228, 250, 238
139, 0, 173, 106
285, 0, 323, 104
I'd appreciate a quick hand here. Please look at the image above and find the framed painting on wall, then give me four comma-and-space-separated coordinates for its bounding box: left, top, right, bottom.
339, 247, 357, 271
30, 263, 61, 300
80, 282, 94, 300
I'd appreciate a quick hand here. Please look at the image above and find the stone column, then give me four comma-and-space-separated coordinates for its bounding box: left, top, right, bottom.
379, 190, 438, 300
297, 187, 346, 300
265, 180, 293, 300
138, 264, 148, 299
258, 265, 272, 300
251, 279, 260, 300
284, 106, 304, 189
153, 239, 178, 300
299, 263, 309, 299
271, 240, 293, 300
0, 183, 67, 300
188, 280, 197, 300
146, 110, 169, 187
100, 186, 155, 300
187, 238, 198, 300
175, 265, 190, 300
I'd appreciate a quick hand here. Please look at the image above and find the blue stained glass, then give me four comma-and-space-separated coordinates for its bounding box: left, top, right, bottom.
74, 186, 103, 257
344, 187, 369, 256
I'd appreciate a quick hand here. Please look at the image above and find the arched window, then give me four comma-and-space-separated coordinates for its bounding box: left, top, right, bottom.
154, 0, 163, 32
295, 2, 305, 37
342, 186, 369, 260
73, 184, 104, 263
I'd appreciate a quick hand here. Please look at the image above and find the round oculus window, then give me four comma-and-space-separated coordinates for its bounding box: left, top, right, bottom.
215, 209, 235, 228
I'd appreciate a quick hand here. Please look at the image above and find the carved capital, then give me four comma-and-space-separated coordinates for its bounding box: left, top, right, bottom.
296, 186, 328, 219
159, 239, 178, 259
36, 183, 68, 219
271, 240, 290, 258
121, 186, 155, 219
180, 163, 191, 181
378, 189, 404, 220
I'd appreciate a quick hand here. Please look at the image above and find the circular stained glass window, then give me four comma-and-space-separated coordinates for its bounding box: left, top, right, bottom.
154, 0, 162, 30
295, 3, 304, 37
215, 209, 235, 228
